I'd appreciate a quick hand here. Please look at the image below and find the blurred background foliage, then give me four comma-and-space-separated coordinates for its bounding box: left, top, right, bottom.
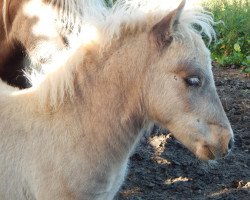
203, 0, 250, 73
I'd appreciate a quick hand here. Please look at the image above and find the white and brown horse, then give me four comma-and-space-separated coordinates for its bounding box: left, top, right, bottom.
0, 0, 233, 199
0, 0, 108, 88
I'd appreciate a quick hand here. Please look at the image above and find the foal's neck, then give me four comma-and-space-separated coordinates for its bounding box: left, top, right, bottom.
72, 35, 150, 160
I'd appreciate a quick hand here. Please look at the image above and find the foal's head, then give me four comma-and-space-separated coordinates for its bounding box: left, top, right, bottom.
142, 1, 233, 160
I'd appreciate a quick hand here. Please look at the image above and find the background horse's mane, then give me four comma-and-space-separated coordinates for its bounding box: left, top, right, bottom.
29, 0, 216, 109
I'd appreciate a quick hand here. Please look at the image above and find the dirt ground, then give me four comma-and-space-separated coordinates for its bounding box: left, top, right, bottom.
117, 67, 250, 200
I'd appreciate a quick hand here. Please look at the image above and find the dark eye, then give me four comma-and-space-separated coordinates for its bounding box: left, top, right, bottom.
185, 76, 201, 87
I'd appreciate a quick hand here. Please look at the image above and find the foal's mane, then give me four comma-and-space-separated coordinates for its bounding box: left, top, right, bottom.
30, 0, 216, 109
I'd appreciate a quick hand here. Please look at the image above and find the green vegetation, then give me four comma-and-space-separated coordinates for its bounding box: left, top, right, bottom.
203, 0, 250, 72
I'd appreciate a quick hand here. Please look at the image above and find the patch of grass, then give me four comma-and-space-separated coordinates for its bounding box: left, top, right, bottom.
203, 0, 250, 72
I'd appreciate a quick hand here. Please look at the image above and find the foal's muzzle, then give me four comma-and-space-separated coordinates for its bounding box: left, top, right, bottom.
195, 125, 234, 161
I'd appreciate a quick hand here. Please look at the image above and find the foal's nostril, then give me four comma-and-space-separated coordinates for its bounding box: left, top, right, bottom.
228, 138, 234, 150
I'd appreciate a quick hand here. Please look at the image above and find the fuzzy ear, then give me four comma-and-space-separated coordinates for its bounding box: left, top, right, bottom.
150, 0, 186, 50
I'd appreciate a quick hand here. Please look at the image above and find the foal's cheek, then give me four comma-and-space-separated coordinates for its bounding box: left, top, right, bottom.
147, 76, 186, 123
168, 77, 191, 112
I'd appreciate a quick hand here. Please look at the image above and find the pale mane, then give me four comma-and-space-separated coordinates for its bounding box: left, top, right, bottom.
32, 0, 216, 109
49, 0, 109, 33
96, 0, 216, 47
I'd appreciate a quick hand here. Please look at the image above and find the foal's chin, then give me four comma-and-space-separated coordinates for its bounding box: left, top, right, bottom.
170, 124, 233, 161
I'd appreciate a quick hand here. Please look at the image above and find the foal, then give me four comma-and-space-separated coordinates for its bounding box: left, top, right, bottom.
0, 0, 233, 199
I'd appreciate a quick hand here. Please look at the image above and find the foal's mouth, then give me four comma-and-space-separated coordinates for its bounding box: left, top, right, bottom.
198, 144, 230, 161
194, 144, 220, 161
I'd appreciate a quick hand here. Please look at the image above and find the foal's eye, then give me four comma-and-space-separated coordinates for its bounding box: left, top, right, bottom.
185, 76, 201, 87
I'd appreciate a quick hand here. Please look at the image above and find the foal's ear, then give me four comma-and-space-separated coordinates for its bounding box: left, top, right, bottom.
150, 0, 186, 50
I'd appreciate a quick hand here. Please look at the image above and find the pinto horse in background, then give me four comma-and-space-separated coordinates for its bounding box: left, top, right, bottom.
0, 0, 108, 88
0, 0, 234, 199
